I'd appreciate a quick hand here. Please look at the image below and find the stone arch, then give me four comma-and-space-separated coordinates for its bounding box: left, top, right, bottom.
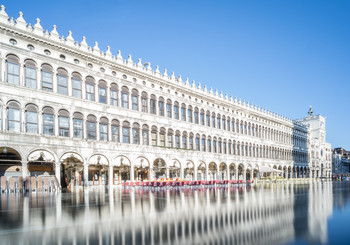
184, 160, 195, 180
59, 151, 85, 188
112, 155, 132, 183
219, 162, 227, 180
134, 156, 150, 181
197, 161, 206, 180
208, 162, 217, 180
153, 158, 167, 179
27, 149, 57, 177
0, 146, 22, 178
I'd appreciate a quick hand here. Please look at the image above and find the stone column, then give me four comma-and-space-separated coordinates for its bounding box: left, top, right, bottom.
36, 68, 40, 89
22, 161, 27, 179
130, 165, 134, 181
69, 115, 74, 138
21, 108, 25, 133
2, 106, 6, 131
84, 164, 89, 187
52, 71, 57, 93
243, 169, 246, 182
149, 167, 153, 181
54, 113, 59, 136
250, 170, 253, 181
38, 112, 43, 135
205, 166, 209, 181
19, 62, 24, 86
166, 167, 169, 179
55, 163, 61, 186
180, 167, 184, 180
235, 168, 238, 181
226, 164, 230, 180
108, 165, 113, 187
216, 168, 219, 180
194, 166, 197, 181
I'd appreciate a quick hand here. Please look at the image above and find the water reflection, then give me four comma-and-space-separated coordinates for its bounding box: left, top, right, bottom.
0, 182, 337, 245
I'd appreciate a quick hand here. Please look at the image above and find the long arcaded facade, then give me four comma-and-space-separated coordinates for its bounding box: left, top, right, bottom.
0, 6, 332, 188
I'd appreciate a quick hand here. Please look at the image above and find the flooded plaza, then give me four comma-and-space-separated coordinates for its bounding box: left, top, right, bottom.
0, 181, 350, 245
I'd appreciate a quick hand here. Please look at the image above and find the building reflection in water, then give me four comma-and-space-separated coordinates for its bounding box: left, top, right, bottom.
0, 182, 333, 245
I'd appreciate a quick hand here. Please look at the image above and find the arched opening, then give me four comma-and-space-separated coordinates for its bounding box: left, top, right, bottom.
238, 164, 245, 180
0, 147, 22, 178
184, 161, 194, 180
134, 157, 149, 181
229, 163, 236, 180
169, 160, 181, 179
153, 158, 166, 179
60, 152, 84, 188
208, 162, 217, 180
113, 156, 131, 183
88, 155, 109, 186
197, 162, 206, 180
219, 162, 227, 180
27, 150, 55, 176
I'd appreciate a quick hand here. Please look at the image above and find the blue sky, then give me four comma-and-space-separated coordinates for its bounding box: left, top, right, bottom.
2, 0, 349, 148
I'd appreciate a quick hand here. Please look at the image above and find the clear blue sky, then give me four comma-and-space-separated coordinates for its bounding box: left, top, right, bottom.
2, 0, 349, 149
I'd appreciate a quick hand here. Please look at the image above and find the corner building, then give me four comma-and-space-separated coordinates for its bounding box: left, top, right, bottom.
0, 6, 331, 188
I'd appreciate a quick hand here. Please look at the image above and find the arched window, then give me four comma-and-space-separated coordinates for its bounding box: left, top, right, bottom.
141, 92, 148, 112
187, 106, 193, 123
223, 140, 227, 154
158, 97, 164, 116
87, 115, 97, 140
151, 126, 157, 146
131, 89, 139, 111
85, 76, 95, 101
57, 68, 68, 95
58, 109, 69, 137
7, 55, 20, 85
43, 106, 54, 135
121, 121, 130, 143
201, 135, 206, 151
227, 117, 230, 131
182, 131, 187, 149
111, 119, 120, 142
222, 116, 226, 130
7, 101, 21, 132
218, 138, 222, 153
200, 109, 205, 125
189, 133, 194, 150
159, 127, 166, 147
217, 114, 221, 129
150, 95, 156, 114
142, 124, 149, 145
110, 83, 119, 106
132, 123, 140, 144
174, 102, 179, 120
206, 111, 210, 127
24, 59, 36, 88
167, 129, 173, 147
207, 136, 212, 152
121, 86, 129, 108
233, 141, 236, 155
73, 112, 83, 138
228, 140, 232, 155
100, 117, 108, 141
175, 130, 181, 148
25, 104, 38, 133
213, 137, 217, 153
72, 72, 82, 98
212, 113, 216, 128
42, 64, 53, 92
166, 99, 172, 118
236, 119, 239, 133
181, 104, 186, 121
194, 107, 199, 124
98, 80, 107, 104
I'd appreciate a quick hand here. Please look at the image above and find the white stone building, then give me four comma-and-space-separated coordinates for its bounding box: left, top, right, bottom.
0, 6, 331, 188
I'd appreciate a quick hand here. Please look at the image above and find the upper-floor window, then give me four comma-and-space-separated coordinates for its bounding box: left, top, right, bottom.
132, 123, 140, 144
201, 137, 206, 151
188, 106, 193, 123
189, 134, 194, 150
151, 126, 157, 146
217, 115, 221, 129
181, 104, 186, 121
7, 55, 20, 85
110, 83, 119, 106
207, 138, 212, 152
25, 104, 38, 134
141, 92, 148, 113
87, 115, 96, 140
158, 97, 164, 116
150, 95, 156, 114
58, 109, 69, 137
132, 89, 139, 111
7, 101, 20, 132
24, 59, 37, 89
73, 112, 83, 139
98, 81, 107, 104
175, 132, 180, 148
72, 73, 82, 99
206, 113, 210, 127
142, 125, 149, 145
86, 76, 95, 101
111, 119, 120, 142
159, 128, 166, 147
100, 117, 108, 141
122, 121, 130, 143
182, 133, 187, 149
121, 87, 129, 109
43, 107, 54, 135
200, 111, 205, 125
42, 64, 53, 92
166, 100, 172, 118
194, 108, 199, 124
57, 68, 68, 95
212, 114, 215, 128
174, 102, 179, 120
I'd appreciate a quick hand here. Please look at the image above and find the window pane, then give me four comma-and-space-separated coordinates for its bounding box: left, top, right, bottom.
111, 90, 118, 106
121, 92, 128, 108
86, 83, 95, 101
25, 67, 36, 88
99, 87, 107, 104
122, 127, 129, 143
87, 121, 96, 140
73, 119, 83, 138
100, 124, 108, 141
112, 125, 119, 142
132, 95, 138, 111
58, 75, 68, 95
72, 79, 82, 98
43, 113, 54, 135
59, 116, 69, 137
133, 128, 139, 144
26, 111, 38, 133
42, 71, 53, 91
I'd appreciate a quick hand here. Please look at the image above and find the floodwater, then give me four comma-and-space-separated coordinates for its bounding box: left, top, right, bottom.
0, 181, 349, 245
